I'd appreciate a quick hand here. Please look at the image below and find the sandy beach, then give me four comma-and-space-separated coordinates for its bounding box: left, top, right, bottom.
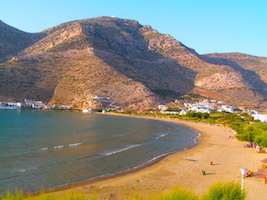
53, 114, 267, 200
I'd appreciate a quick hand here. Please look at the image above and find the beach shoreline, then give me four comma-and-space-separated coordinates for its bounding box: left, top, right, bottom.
38, 113, 201, 193
45, 113, 267, 200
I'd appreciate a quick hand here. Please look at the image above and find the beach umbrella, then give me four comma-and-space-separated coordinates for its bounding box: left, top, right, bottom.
240, 168, 249, 190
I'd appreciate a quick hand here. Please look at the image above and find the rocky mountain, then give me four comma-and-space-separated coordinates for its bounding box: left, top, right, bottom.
201, 53, 267, 109
0, 17, 266, 110
0, 20, 44, 63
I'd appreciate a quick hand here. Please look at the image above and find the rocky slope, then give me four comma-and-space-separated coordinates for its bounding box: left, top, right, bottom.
0, 20, 44, 63
0, 17, 266, 109
202, 53, 267, 109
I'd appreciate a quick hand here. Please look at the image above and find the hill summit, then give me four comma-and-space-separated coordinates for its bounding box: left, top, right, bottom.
0, 17, 266, 110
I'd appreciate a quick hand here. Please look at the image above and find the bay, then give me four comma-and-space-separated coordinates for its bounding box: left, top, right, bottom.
0, 110, 198, 193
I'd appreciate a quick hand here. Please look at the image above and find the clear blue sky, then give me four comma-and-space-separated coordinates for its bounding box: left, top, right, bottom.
1, 0, 266, 57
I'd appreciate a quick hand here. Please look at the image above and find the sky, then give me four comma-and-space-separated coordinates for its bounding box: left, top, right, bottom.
1, 0, 267, 57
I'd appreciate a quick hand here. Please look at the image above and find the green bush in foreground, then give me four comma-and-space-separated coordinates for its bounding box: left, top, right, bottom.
148, 187, 199, 200
0, 191, 24, 200
0, 182, 245, 200
202, 182, 246, 200
26, 191, 97, 200
0, 190, 96, 200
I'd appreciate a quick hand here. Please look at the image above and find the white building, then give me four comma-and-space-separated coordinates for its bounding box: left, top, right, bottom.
158, 105, 168, 112
161, 111, 179, 115
252, 114, 267, 123
179, 109, 188, 115
24, 99, 45, 109
190, 107, 211, 113
184, 103, 192, 107
184, 102, 215, 113
0, 102, 21, 110
221, 105, 236, 113
93, 96, 107, 100
245, 109, 259, 115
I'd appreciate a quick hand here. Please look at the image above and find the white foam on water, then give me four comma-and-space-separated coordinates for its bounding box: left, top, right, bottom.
104, 144, 142, 156
15, 167, 37, 173
17, 169, 26, 173
156, 133, 168, 140
54, 145, 64, 149
68, 143, 82, 147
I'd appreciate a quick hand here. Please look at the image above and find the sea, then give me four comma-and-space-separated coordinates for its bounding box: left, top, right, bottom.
0, 110, 199, 194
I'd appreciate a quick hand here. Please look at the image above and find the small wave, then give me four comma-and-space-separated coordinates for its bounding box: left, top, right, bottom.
68, 143, 82, 147
112, 129, 140, 139
104, 144, 142, 156
129, 153, 169, 171
54, 145, 64, 149
40, 143, 82, 152
15, 167, 37, 173
83, 152, 170, 183
156, 133, 168, 140
17, 169, 26, 173
193, 132, 201, 144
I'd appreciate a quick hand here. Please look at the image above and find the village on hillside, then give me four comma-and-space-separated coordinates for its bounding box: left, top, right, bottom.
1, 96, 267, 123
158, 99, 267, 123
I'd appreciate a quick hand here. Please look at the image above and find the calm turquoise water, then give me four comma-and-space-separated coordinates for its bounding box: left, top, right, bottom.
0, 110, 198, 193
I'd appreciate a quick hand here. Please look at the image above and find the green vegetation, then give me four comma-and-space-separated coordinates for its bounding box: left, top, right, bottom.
92, 108, 103, 112
0, 182, 244, 200
0, 191, 24, 200
148, 187, 199, 200
166, 107, 180, 112
202, 182, 246, 200
25, 191, 97, 200
0, 190, 97, 200
235, 123, 267, 147
117, 110, 267, 147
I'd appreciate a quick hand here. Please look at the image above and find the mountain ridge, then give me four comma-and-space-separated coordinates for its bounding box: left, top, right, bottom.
0, 20, 45, 62
0, 17, 266, 110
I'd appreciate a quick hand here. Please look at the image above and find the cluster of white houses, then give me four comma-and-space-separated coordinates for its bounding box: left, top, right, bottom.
0, 99, 71, 110
0, 102, 22, 110
0, 96, 114, 112
0, 99, 46, 110
1, 97, 267, 123
158, 99, 267, 123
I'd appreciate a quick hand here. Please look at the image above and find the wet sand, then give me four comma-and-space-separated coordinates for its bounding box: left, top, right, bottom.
49, 114, 267, 200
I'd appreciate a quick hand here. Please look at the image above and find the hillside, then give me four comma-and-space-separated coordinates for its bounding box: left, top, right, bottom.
202, 53, 267, 94
0, 20, 44, 63
0, 17, 266, 109
202, 53, 267, 109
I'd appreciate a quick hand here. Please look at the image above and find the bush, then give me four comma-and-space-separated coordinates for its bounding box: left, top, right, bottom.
25, 191, 96, 200
0, 190, 98, 200
0, 190, 24, 200
236, 123, 267, 146
0, 182, 246, 200
148, 187, 199, 200
202, 182, 246, 200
